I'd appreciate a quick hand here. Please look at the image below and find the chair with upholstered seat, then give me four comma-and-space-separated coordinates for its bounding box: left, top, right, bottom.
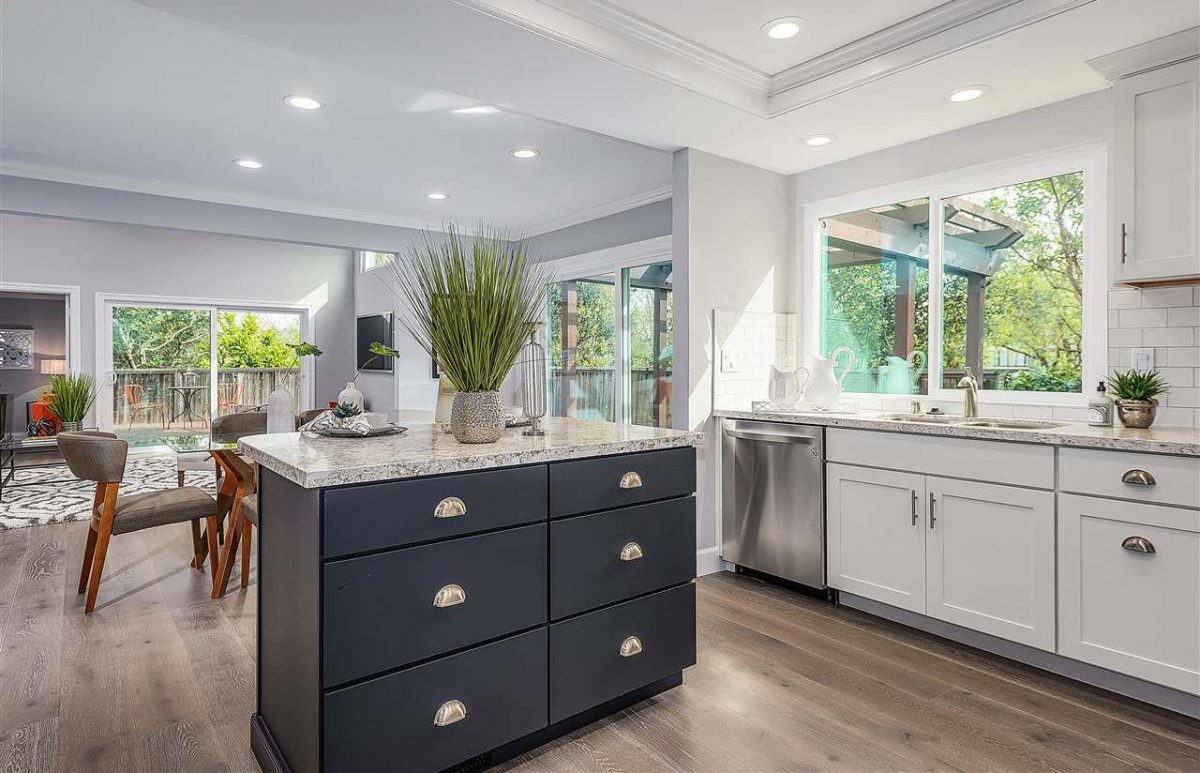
58, 431, 218, 613
296, 408, 326, 428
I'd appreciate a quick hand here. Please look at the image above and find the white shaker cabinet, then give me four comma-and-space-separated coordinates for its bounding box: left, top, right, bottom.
925, 478, 1056, 651
826, 463, 926, 613
1112, 56, 1200, 285
1058, 494, 1200, 695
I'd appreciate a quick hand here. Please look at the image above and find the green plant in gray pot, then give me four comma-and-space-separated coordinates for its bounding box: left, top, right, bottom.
381, 224, 552, 443
1108, 369, 1169, 429
48, 373, 99, 432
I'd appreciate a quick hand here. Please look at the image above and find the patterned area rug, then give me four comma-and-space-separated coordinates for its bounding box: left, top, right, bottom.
0, 456, 218, 530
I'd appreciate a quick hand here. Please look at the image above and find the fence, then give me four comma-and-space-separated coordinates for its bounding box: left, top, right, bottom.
112, 368, 299, 424
547, 368, 670, 427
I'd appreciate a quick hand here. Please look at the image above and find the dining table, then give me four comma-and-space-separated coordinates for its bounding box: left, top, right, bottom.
160, 430, 255, 594
168, 384, 209, 428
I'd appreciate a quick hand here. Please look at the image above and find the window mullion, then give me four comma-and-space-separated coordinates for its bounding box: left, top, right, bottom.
928, 193, 945, 401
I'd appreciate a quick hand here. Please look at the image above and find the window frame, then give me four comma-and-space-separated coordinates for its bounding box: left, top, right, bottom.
800, 141, 1108, 407
358, 250, 396, 273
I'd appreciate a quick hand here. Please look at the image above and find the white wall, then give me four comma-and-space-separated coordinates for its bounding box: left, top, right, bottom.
673, 148, 794, 560
528, 199, 671, 261
0, 214, 356, 423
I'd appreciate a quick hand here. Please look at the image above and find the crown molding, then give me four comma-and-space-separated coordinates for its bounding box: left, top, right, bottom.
525, 184, 671, 236
1087, 26, 1199, 81
456, 0, 1099, 118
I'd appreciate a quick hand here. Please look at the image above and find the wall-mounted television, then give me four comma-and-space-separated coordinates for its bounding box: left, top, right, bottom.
356, 313, 394, 373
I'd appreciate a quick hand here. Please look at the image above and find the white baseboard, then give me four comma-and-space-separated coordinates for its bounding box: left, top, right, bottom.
696, 546, 724, 576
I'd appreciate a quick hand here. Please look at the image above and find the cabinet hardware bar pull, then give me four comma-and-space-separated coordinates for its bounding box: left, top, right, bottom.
1121, 469, 1156, 486
911, 491, 918, 526
433, 583, 467, 608
434, 699, 466, 726
619, 471, 643, 489
1121, 222, 1128, 263
433, 496, 467, 518
619, 542, 643, 561
619, 636, 643, 657
929, 493, 936, 529
1121, 536, 1156, 554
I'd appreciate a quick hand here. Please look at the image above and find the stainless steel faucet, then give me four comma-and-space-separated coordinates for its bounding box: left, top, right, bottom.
958, 367, 980, 418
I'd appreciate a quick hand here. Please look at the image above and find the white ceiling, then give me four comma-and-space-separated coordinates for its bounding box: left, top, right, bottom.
603, 0, 947, 75
0, 0, 672, 233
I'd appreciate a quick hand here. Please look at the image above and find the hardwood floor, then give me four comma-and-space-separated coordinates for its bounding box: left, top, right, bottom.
1, 521, 1197, 772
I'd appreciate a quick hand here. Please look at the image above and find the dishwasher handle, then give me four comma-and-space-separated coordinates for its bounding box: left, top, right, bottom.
724, 428, 816, 444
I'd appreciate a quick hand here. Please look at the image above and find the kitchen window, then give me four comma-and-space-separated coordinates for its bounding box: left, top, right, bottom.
805, 144, 1106, 404
359, 251, 396, 272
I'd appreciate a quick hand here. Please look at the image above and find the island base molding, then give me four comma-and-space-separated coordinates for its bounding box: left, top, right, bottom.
251, 673, 683, 773
839, 593, 1200, 719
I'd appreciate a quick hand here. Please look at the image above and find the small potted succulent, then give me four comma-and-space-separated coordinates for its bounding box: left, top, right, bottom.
330, 400, 363, 429
1109, 369, 1169, 429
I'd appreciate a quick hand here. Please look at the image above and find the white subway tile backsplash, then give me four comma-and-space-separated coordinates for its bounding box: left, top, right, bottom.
1168, 306, 1200, 327
1118, 308, 1168, 328
1152, 406, 1197, 428
1167, 387, 1200, 408
1108, 328, 1143, 348
1142, 327, 1195, 347
1107, 289, 1143, 310
1140, 286, 1195, 308
1167, 347, 1200, 367
1156, 368, 1195, 387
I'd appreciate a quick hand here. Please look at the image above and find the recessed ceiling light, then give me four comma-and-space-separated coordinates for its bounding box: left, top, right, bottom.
802, 134, 835, 147
284, 94, 324, 110
948, 84, 991, 103
510, 148, 540, 159
426, 192, 449, 200
453, 105, 500, 115
233, 158, 264, 169
762, 17, 805, 40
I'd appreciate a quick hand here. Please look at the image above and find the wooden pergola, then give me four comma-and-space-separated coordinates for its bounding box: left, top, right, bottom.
823, 197, 1024, 379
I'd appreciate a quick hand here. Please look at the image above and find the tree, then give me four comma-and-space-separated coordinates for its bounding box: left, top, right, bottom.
215, 312, 296, 368
112, 307, 209, 370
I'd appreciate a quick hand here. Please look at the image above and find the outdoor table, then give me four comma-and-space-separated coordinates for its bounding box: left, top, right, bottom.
168, 385, 209, 427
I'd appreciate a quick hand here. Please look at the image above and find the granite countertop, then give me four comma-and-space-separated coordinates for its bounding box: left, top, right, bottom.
239, 416, 704, 488
715, 409, 1200, 457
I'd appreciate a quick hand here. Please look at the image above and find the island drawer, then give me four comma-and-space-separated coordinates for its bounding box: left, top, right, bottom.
549, 583, 695, 722
323, 524, 547, 687
549, 447, 696, 518
324, 627, 548, 773
322, 464, 547, 557
1059, 448, 1200, 509
550, 497, 695, 620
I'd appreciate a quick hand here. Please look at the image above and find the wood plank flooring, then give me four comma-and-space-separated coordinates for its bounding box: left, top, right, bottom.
1, 520, 1197, 772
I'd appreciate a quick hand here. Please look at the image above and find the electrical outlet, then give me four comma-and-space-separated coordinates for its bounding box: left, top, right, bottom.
721, 351, 739, 373
1132, 347, 1154, 371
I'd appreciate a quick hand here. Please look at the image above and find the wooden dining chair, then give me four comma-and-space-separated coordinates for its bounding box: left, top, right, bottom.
211, 450, 258, 598
123, 383, 166, 428
58, 432, 219, 613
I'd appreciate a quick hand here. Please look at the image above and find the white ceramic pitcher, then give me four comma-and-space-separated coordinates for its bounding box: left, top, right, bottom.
804, 347, 856, 405
768, 365, 810, 403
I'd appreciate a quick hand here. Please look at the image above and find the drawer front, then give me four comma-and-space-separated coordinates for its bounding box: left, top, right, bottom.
324, 628, 548, 773
550, 497, 696, 620
322, 464, 547, 558
323, 524, 547, 686
827, 428, 1053, 489
1059, 448, 1200, 509
549, 447, 696, 518
1058, 494, 1200, 695
549, 583, 695, 722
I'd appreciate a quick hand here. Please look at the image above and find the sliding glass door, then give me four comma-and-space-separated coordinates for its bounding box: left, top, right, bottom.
100, 299, 307, 445
545, 253, 673, 429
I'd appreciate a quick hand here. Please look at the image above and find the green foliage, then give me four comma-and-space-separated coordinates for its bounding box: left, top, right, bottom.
48, 373, 98, 422
381, 224, 552, 393
1108, 369, 1169, 401
288, 341, 323, 359
332, 400, 362, 418
217, 312, 298, 368
1002, 365, 1080, 393
112, 307, 209, 370
368, 341, 400, 358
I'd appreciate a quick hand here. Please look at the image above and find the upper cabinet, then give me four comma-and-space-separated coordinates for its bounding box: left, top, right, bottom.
1093, 28, 1200, 287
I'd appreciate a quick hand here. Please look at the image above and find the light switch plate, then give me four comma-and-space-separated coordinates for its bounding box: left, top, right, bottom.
721, 350, 739, 373
1132, 347, 1154, 371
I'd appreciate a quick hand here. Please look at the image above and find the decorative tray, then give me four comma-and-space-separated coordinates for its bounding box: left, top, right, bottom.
751, 400, 858, 415
309, 424, 408, 438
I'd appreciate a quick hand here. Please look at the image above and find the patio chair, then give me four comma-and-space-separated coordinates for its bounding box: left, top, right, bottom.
217, 381, 244, 415
123, 383, 166, 429
58, 431, 218, 613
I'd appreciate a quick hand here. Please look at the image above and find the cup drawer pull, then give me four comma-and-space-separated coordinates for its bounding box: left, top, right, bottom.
434, 496, 467, 518
433, 584, 467, 608
1121, 469, 1156, 486
1121, 536, 1156, 554
619, 542, 644, 561
434, 699, 466, 726
619, 471, 643, 489
619, 635, 643, 658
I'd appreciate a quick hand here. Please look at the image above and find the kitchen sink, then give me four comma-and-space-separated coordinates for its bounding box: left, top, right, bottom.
956, 419, 1067, 430
879, 413, 961, 424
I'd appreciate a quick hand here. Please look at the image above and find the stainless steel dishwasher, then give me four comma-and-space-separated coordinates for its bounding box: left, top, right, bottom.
721, 419, 825, 589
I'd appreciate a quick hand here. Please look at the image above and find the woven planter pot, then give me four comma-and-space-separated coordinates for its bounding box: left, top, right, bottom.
450, 391, 504, 444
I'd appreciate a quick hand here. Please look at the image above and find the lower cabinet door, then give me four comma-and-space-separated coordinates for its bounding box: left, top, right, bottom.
1059, 494, 1200, 695
925, 478, 1055, 650
826, 463, 927, 613
549, 583, 696, 723
323, 629, 548, 773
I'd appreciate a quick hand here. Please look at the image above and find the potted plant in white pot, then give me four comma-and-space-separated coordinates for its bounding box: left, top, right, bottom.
381, 225, 550, 443
1109, 369, 1169, 429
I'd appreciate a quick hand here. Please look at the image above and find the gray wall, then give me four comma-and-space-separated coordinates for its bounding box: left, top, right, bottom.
527, 199, 671, 261
0, 214, 356, 424
0, 293, 66, 433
